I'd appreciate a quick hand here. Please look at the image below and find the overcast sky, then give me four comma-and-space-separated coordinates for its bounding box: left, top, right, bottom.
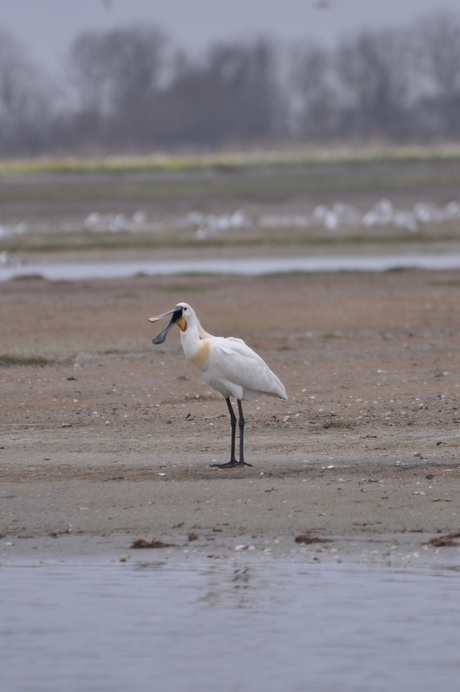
2, 0, 460, 73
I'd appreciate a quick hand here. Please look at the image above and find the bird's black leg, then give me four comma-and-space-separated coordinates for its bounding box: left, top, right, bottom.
210, 398, 252, 468
227, 397, 237, 463
237, 399, 251, 466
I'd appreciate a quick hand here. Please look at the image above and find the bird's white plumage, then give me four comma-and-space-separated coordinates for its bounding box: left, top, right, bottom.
176, 303, 287, 402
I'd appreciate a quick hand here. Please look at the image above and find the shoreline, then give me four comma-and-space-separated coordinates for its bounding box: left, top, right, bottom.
2, 531, 460, 569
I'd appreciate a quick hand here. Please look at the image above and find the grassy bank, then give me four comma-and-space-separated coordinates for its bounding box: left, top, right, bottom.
2, 144, 460, 176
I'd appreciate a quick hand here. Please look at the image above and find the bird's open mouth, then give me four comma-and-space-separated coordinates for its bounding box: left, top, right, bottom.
149, 307, 183, 344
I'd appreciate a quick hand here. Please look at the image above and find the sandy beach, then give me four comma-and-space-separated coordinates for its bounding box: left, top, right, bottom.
1, 268, 460, 559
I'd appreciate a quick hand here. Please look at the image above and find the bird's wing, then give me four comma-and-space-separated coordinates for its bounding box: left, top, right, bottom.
225, 337, 245, 345
216, 345, 235, 356
211, 338, 286, 398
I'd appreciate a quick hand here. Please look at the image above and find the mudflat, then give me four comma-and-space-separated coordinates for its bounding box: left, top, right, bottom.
1, 269, 460, 558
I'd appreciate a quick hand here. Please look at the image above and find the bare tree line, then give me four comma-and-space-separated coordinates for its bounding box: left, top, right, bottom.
0, 10, 460, 155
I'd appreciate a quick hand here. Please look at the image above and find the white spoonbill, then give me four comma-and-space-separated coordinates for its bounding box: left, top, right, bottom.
149, 302, 287, 468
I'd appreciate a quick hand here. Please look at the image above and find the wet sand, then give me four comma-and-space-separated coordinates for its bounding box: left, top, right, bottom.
1, 270, 460, 558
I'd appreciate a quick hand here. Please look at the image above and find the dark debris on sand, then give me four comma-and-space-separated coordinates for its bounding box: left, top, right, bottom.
130, 538, 173, 549
295, 533, 329, 545
428, 531, 460, 547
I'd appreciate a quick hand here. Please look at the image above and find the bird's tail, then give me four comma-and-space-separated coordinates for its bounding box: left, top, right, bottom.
267, 380, 288, 401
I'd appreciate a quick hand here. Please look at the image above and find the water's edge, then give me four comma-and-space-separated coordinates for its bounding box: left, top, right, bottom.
3, 253, 460, 281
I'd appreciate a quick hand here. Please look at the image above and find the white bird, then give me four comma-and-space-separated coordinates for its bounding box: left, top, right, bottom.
149, 302, 287, 468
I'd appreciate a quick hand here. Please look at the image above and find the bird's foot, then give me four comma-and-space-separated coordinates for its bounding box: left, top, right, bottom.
210, 460, 252, 469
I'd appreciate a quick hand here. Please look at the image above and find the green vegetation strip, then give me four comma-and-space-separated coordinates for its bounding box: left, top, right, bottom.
429, 279, 460, 286
2, 145, 460, 175
0, 354, 54, 367
1, 228, 458, 255
1, 168, 460, 207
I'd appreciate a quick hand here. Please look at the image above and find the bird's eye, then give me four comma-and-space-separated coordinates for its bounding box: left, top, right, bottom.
184, 307, 187, 311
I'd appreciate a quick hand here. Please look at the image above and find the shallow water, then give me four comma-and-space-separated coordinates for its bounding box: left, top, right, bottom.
3, 253, 460, 281
1, 556, 460, 692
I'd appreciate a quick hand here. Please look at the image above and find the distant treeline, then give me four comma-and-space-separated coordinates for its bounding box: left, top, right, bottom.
1, 10, 460, 155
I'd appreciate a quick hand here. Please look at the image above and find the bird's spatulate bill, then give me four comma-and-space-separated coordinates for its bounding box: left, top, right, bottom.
150, 307, 183, 345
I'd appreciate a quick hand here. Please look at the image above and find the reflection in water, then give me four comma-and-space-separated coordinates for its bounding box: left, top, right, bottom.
199, 564, 285, 610
1, 557, 460, 692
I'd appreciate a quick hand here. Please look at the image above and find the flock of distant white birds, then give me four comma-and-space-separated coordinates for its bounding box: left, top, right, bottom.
186, 199, 460, 238
1, 199, 460, 246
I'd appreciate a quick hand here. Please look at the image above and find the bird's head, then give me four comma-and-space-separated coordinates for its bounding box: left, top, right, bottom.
149, 302, 195, 344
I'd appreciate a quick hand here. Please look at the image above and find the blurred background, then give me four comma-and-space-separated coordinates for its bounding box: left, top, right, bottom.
1, 0, 460, 154
1, 0, 460, 263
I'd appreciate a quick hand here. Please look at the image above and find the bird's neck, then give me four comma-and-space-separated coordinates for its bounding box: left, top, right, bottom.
180, 320, 200, 347
180, 322, 210, 369
197, 319, 213, 339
